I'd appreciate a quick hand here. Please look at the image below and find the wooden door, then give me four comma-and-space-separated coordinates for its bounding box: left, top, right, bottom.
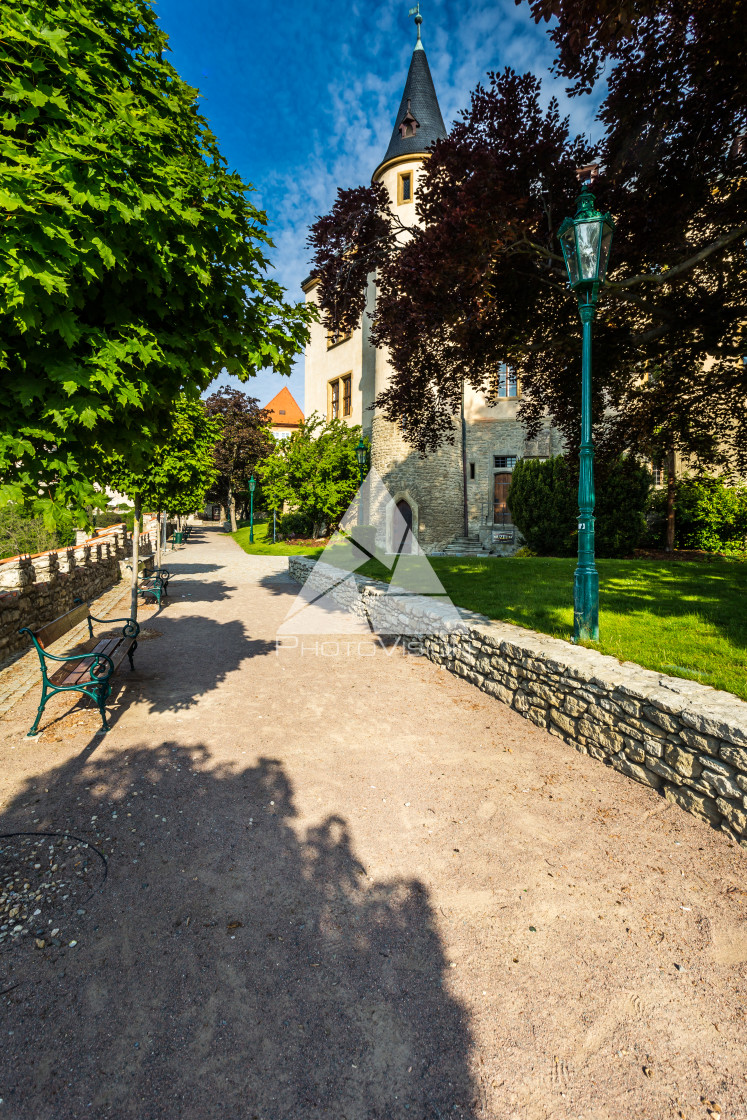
395, 499, 414, 554
493, 473, 512, 525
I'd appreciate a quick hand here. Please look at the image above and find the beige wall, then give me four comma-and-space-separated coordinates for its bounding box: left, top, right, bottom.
372, 156, 427, 408
303, 280, 371, 431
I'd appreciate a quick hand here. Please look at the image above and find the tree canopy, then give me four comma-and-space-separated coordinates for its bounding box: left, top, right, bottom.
308, 0, 747, 470
257, 414, 364, 538
106, 395, 222, 517
204, 388, 274, 531
0, 0, 313, 523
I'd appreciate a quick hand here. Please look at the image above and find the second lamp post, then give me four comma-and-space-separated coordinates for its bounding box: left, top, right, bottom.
558, 182, 614, 643
248, 475, 256, 543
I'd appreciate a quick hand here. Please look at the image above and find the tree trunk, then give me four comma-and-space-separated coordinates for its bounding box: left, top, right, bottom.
228, 487, 238, 533
461, 381, 469, 538
665, 449, 676, 552
129, 493, 141, 621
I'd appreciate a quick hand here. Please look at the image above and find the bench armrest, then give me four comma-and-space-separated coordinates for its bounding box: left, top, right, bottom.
18, 641, 115, 680
87, 615, 140, 640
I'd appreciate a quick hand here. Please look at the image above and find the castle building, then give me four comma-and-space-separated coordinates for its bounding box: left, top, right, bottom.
302, 14, 564, 554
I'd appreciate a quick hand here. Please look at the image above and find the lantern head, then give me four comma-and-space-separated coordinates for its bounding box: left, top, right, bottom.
558, 185, 614, 293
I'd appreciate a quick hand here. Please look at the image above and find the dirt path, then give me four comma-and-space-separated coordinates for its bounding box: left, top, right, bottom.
0, 526, 745, 1120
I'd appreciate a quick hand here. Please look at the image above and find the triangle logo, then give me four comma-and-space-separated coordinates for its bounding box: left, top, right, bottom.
277, 469, 467, 637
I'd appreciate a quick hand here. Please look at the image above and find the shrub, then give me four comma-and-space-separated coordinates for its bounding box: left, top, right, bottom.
94, 509, 135, 532
507, 457, 576, 556
278, 511, 315, 539
644, 475, 747, 553
508, 455, 651, 558
594, 456, 652, 557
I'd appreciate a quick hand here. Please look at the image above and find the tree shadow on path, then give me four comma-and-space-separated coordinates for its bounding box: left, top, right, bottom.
0, 747, 476, 1120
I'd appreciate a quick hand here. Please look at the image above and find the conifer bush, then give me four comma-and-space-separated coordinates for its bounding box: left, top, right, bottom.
508, 456, 651, 557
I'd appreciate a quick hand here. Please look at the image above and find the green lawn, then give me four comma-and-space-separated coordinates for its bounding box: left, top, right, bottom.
232, 526, 747, 700
232, 521, 326, 558
353, 554, 747, 701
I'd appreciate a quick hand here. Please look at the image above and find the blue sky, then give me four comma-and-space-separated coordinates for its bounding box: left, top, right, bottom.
153, 0, 601, 411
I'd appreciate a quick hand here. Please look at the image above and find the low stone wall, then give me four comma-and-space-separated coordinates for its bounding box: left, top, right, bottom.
0, 527, 153, 665
288, 556, 747, 847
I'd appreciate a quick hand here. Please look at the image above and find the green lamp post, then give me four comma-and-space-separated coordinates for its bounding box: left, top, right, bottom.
355, 437, 368, 525
248, 475, 256, 544
558, 181, 614, 643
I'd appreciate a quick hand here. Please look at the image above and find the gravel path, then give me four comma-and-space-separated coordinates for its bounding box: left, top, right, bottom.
0, 526, 744, 1120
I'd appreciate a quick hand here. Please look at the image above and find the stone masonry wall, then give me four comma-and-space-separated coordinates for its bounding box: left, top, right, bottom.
0, 526, 154, 665
370, 415, 464, 552
288, 556, 747, 847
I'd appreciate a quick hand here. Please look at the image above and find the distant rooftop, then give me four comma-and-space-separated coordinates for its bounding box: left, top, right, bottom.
264, 385, 303, 428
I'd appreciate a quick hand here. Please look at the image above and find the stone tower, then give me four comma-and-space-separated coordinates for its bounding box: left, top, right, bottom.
303, 15, 563, 554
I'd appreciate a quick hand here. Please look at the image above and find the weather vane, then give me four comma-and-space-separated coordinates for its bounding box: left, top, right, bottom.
409, 3, 423, 44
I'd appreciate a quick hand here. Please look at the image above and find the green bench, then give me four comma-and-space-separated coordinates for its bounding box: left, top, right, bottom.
139, 565, 170, 608
20, 603, 140, 736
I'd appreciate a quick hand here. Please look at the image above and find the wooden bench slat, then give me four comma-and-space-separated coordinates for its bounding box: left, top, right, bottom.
57, 639, 122, 686
35, 603, 90, 649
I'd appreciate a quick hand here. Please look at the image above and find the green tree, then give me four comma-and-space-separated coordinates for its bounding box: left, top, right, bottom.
0, 0, 312, 525
106, 395, 222, 614
204, 388, 274, 532
645, 475, 747, 554
0, 506, 73, 560
257, 414, 363, 538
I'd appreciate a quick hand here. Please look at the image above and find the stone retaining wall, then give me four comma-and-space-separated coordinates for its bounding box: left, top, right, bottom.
0, 527, 154, 665
288, 556, 747, 846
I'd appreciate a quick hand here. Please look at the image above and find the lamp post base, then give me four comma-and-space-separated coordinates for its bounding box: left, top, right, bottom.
573, 566, 599, 643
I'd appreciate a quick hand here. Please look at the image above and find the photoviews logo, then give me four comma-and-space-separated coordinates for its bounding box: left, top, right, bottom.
276, 469, 469, 657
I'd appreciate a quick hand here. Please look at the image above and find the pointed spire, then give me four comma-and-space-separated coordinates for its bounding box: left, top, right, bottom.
410, 2, 424, 50
373, 9, 447, 177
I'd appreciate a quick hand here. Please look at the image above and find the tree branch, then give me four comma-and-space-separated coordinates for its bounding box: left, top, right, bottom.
606, 223, 747, 290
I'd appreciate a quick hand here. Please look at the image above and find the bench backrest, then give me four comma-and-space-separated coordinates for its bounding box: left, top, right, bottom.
34, 603, 90, 649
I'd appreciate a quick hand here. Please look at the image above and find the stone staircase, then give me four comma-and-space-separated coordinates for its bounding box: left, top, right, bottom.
436, 535, 493, 558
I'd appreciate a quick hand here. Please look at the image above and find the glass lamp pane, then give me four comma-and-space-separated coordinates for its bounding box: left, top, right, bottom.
560, 226, 579, 285
598, 223, 613, 282
576, 219, 602, 281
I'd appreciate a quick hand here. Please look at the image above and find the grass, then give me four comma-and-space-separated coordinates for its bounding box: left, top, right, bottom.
351, 554, 747, 702
232, 521, 326, 558
231, 525, 747, 700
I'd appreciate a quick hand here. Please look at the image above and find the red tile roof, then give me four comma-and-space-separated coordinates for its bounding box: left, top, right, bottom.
264, 386, 304, 429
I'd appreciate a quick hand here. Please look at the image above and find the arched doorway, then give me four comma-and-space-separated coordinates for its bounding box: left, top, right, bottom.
395, 498, 414, 554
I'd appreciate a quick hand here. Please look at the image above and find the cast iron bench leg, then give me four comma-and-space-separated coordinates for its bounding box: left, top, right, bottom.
28, 685, 49, 737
